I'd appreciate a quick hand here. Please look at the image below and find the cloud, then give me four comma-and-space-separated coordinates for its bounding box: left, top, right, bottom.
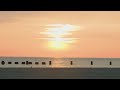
39, 24, 80, 45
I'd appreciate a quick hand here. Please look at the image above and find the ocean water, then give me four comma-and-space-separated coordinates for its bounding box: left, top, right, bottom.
0, 57, 120, 68
0, 57, 120, 79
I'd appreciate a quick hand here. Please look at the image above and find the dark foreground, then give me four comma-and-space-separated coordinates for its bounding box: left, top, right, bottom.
0, 68, 120, 79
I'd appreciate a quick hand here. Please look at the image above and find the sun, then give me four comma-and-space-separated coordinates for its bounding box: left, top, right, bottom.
40, 24, 80, 50
49, 38, 66, 50
50, 41, 65, 49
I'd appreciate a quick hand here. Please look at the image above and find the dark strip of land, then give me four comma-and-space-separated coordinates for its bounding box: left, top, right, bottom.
0, 68, 120, 79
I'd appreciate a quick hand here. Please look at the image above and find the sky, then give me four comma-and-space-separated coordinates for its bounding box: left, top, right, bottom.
0, 11, 120, 58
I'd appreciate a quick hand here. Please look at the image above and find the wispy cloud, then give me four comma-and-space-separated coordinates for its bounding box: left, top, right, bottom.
39, 24, 80, 45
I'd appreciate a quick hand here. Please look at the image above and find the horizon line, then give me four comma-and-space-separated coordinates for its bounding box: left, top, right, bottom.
0, 56, 120, 59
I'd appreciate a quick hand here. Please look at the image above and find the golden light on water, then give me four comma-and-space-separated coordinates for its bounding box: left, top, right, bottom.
40, 24, 80, 50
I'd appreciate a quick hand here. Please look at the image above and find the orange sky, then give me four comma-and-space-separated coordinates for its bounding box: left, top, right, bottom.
0, 11, 120, 58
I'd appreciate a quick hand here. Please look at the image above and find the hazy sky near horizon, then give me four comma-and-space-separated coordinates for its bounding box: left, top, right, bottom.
0, 11, 120, 57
